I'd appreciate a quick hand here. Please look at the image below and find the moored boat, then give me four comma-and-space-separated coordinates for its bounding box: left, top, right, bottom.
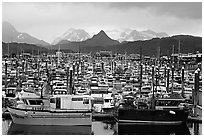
7, 94, 92, 126
116, 96, 189, 125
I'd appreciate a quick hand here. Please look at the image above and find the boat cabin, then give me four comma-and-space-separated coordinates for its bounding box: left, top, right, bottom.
49, 95, 92, 110
155, 98, 186, 110
5, 87, 16, 98
51, 89, 68, 95
17, 97, 50, 110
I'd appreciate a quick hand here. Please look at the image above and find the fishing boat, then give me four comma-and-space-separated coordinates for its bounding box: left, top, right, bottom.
7, 94, 92, 126
102, 94, 114, 113
116, 95, 189, 125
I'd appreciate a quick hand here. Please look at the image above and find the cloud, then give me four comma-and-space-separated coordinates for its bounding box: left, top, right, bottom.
109, 2, 202, 19
2, 2, 202, 43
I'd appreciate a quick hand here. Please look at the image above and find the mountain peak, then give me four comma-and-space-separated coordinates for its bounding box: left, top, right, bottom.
3, 21, 14, 27
99, 30, 105, 33
2, 21, 50, 46
85, 30, 119, 47
53, 28, 90, 44
2, 21, 17, 33
93, 30, 111, 40
97, 30, 107, 36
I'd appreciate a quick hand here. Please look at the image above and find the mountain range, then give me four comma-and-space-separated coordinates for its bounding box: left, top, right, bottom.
51, 30, 120, 51
53, 28, 169, 44
3, 34, 201, 57
2, 21, 50, 46
52, 28, 91, 45
105, 28, 168, 42
3, 21, 168, 46
52, 35, 201, 56
2, 22, 202, 56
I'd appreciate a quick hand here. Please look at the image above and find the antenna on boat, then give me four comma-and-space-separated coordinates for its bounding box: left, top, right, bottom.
181, 67, 185, 98
171, 66, 174, 94
166, 67, 170, 93
193, 68, 200, 117
139, 46, 142, 95
5, 61, 8, 89
172, 44, 175, 67
8, 42, 10, 57
125, 50, 127, 67
151, 65, 155, 110
77, 45, 81, 81
157, 46, 161, 66
66, 66, 69, 94
69, 67, 73, 94
178, 40, 181, 69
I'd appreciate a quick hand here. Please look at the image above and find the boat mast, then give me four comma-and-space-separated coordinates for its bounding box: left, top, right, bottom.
58, 44, 60, 67
178, 40, 181, 69
5, 61, 8, 89
193, 69, 200, 117
139, 46, 142, 95
181, 67, 185, 98
125, 50, 127, 67
157, 46, 160, 66
8, 42, 10, 56
66, 66, 69, 94
69, 67, 73, 94
166, 67, 170, 93
171, 66, 174, 94
151, 65, 155, 109
172, 44, 175, 66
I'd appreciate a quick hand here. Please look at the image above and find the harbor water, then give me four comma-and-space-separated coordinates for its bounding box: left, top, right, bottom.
2, 119, 202, 135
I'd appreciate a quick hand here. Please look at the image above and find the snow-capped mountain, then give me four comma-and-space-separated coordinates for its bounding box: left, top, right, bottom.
52, 28, 90, 45
2, 21, 50, 46
105, 28, 168, 42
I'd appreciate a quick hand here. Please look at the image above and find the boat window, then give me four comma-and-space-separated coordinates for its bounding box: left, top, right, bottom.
92, 98, 104, 104
29, 100, 44, 105
22, 99, 28, 105
142, 87, 151, 90
104, 99, 110, 102
72, 98, 83, 101
108, 80, 113, 82
156, 100, 181, 106
83, 98, 89, 104
7, 89, 13, 94
50, 98, 56, 103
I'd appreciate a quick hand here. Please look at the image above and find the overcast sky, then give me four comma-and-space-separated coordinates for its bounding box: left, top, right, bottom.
2, 2, 202, 43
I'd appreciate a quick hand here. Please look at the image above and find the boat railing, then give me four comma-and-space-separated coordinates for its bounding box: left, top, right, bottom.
21, 105, 92, 112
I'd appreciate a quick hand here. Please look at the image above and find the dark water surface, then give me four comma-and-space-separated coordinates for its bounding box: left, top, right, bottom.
2, 119, 202, 135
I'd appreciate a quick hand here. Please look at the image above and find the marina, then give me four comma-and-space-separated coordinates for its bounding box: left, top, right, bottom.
2, 2, 202, 135
2, 119, 202, 135
2, 49, 202, 135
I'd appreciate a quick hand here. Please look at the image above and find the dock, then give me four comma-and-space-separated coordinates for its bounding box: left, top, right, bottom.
187, 116, 202, 123
3, 110, 201, 124
2, 108, 11, 119
92, 113, 116, 121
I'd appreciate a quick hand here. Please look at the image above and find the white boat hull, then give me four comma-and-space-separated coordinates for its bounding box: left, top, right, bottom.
7, 107, 92, 126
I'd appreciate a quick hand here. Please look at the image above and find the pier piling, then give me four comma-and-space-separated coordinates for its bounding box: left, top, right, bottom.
166, 67, 170, 93
69, 68, 73, 94
171, 66, 174, 94
181, 67, 185, 98
193, 69, 199, 117
5, 61, 8, 88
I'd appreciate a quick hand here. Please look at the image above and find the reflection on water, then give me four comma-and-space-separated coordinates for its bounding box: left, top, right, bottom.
117, 123, 191, 135
187, 122, 202, 135
2, 119, 12, 135
92, 121, 117, 135
8, 123, 92, 135
2, 119, 202, 135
